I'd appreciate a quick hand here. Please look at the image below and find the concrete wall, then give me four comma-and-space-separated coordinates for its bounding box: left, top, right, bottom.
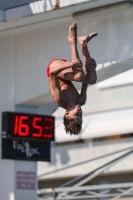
0, 35, 16, 200
83, 84, 133, 114
38, 137, 133, 180
0, 34, 37, 200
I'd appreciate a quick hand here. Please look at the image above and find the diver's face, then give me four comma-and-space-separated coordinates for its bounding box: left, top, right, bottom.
65, 105, 83, 124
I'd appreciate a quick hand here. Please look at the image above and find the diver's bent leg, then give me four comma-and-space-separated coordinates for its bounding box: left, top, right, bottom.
78, 33, 97, 84
68, 22, 80, 61
57, 22, 85, 82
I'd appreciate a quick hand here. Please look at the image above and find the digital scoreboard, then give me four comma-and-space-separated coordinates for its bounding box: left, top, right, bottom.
2, 112, 55, 141
1, 112, 55, 161
2, 139, 50, 162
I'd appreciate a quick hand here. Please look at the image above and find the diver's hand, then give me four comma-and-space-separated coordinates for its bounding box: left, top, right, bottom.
72, 59, 83, 69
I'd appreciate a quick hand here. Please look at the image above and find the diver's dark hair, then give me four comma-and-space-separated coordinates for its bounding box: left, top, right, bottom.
63, 116, 82, 135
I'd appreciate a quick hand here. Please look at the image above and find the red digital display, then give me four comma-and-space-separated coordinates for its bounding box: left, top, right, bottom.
2, 112, 55, 141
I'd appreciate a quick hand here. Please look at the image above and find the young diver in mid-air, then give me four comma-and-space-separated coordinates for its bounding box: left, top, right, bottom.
47, 22, 97, 135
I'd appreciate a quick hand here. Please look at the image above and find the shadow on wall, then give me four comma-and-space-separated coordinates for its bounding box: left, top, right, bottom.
6, 0, 56, 20
49, 142, 88, 165
49, 145, 70, 165
0, 0, 37, 10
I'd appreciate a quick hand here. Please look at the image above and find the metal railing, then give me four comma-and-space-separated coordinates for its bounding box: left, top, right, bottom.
38, 146, 133, 199
38, 146, 133, 178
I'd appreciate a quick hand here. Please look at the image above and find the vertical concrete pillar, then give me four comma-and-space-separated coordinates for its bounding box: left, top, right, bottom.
0, 36, 37, 200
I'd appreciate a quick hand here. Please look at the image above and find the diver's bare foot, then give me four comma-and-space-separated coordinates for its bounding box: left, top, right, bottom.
68, 22, 77, 44
78, 32, 98, 47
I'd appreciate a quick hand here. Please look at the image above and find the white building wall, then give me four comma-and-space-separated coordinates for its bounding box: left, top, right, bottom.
38, 138, 133, 180
0, 35, 16, 200
0, 35, 37, 200
15, 4, 133, 106
15, 23, 70, 105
